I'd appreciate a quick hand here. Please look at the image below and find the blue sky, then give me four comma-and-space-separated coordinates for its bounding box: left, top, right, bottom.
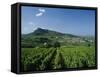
21, 6, 95, 36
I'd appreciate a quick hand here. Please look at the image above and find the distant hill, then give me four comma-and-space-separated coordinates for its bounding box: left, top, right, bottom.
21, 28, 94, 48
22, 27, 78, 38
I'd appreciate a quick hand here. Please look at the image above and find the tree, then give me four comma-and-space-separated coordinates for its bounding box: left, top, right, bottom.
53, 41, 61, 48
87, 43, 91, 47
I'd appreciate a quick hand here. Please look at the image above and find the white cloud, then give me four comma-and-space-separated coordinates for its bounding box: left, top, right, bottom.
36, 12, 43, 17
35, 8, 45, 17
39, 8, 45, 12
29, 22, 35, 25
28, 22, 37, 31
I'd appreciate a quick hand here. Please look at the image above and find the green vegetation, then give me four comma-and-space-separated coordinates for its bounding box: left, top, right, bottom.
21, 46, 95, 72
21, 28, 95, 72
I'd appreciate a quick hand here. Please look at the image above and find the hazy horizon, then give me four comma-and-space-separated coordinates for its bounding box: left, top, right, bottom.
22, 27, 95, 37
21, 6, 95, 36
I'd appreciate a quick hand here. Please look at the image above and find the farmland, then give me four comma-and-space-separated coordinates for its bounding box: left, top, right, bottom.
21, 45, 95, 72
21, 28, 95, 72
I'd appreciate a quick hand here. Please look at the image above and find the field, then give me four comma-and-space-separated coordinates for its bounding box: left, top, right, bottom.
21, 28, 95, 72
21, 45, 95, 72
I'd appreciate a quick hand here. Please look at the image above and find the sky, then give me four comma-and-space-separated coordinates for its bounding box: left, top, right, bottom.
21, 6, 95, 36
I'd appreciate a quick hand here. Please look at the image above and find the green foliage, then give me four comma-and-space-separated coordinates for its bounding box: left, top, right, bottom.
60, 46, 95, 68
21, 45, 95, 72
53, 41, 61, 48
21, 28, 95, 72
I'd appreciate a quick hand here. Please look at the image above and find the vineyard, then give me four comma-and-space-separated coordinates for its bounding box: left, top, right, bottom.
21, 45, 95, 72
